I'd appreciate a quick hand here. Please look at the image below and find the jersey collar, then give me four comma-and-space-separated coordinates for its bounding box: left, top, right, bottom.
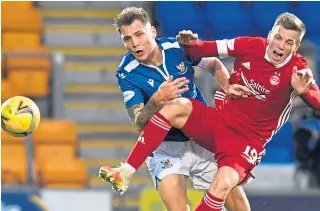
264, 45, 293, 68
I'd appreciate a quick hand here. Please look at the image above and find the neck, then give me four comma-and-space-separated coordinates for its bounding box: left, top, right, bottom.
142, 45, 163, 66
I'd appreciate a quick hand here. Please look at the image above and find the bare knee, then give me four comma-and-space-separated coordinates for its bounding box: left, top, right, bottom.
210, 177, 234, 197
159, 98, 192, 126
209, 166, 240, 199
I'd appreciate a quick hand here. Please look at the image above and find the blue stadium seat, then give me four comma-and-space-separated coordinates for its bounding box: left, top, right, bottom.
204, 2, 252, 39
295, 2, 320, 36
262, 146, 294, 164
269, 121, 294, 147
154, 2, 207, 39
250, 2, 291, 36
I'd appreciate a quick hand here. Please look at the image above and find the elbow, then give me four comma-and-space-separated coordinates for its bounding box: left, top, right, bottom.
133, 119, 144, 132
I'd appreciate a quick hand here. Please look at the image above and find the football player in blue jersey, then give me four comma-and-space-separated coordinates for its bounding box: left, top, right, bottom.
99, 7, 251, 211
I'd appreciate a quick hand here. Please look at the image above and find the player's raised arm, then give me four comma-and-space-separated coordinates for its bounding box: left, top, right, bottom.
292, 66, 320, 110
177, 30, 251, 58
195, 57, 251, 98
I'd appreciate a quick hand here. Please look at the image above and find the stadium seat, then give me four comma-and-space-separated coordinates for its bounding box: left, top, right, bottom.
40, 158, 88, 188
204, 2, 253, 39
1, 79, 21, 103
1, 2, 43, 32
33, 145, 76, 184
250, 2, 291, 36
295, 2, 320, 36
1, 129, 25, 144
262, 146, 294, 164
2, 32, 42, 51
1, 140, 28, 184
32, 119, 79, 183
8, 69, 49, 97
155, 2, 207, 39
35, 145, 76, 161
5, 56, 51, 70
32, 119, 77, 144
1, 1, 34, 10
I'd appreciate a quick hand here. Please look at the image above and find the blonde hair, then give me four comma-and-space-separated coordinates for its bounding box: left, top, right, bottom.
114, 7, 150, 33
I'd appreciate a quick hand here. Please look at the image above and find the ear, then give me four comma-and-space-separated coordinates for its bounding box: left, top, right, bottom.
151, 26, 157, 39
293, 43, 301, 53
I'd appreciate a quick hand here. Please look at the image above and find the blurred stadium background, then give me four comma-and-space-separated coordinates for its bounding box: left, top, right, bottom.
1, 1, 320, 211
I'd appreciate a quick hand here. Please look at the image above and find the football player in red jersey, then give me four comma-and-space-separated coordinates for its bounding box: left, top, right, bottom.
99, 12, 319, 211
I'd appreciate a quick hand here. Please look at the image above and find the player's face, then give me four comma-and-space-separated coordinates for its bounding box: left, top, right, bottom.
267, 25, 301, 65
120, 19, 157, 62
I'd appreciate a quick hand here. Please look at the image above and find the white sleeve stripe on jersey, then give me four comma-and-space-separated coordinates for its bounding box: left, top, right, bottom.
161, 41, 180, 50
196, 57, 212, 68
215, 91, 226, 96
215, 93, 226, 99
124, 59, 140, 72
226, 38, 235, 51
216, 40, 229, 59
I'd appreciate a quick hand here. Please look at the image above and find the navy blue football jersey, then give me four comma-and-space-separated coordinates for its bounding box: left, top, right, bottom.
116, 37, 207, 142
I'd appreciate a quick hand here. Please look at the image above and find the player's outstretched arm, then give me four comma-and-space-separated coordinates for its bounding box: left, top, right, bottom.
127, 76, 189, 131
177, 30, 251, 59
177, 30, 219, 58
291, 66, 320, 110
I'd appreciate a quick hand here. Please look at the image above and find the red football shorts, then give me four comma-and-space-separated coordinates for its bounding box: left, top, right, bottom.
182, 98, 264, 184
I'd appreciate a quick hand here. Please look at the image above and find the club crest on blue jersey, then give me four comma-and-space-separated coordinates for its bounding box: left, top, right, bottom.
176, 61, 187, 74
161, 159, 173, 169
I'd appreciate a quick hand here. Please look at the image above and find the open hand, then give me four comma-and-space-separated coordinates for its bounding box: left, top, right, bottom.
226, 84, 251, 99
154, 76, 190, 104
291, 66, 312, 95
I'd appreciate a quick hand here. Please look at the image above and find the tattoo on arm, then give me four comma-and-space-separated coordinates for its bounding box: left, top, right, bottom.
126, 97, 161, 131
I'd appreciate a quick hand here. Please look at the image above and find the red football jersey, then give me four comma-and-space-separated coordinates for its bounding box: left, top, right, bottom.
215, 37, 316, 147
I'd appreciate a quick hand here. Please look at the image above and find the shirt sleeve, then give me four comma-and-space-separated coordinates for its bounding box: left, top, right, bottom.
183, 36, 252, 59
117, 74, 144, 108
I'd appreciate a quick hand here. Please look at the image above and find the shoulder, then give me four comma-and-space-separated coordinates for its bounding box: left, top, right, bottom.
243, 36, 267, 49
233, 36, 267, 45
293, 53, 309, 69
116, 52, 139, 78
157, 37, 181, 50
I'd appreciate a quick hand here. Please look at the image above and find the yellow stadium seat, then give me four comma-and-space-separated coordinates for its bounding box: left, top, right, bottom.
6, 56, 51, 70
39, 158, 88, 188
1, 1, 34, 10
35, 145, 76, 161
8, 69, 49, 97
1, 144, 28, 184
33, 145, 76, 184
32, 119, 77, 144
2, 32, 41, 51
1, 129, 25, 144
1, 79, 21, 103
1, 3, 43, 32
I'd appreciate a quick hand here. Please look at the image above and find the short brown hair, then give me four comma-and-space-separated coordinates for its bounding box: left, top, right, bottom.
114, 7, 150, 33
273, 12, 306, 42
